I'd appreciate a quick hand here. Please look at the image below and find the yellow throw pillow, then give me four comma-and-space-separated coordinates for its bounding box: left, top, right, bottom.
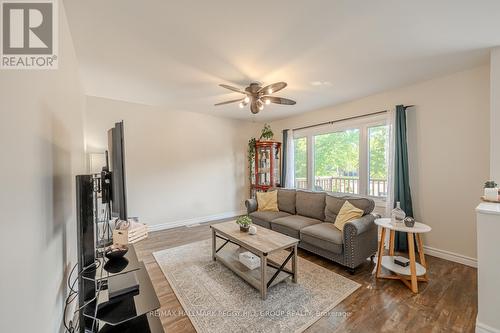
334, 201, 364, 231
256, 190, 279, 212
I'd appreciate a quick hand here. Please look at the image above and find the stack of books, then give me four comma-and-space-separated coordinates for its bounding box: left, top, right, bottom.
113, 219, 148, 245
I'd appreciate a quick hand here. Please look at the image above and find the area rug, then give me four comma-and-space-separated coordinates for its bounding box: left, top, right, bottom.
153, 239, 360, 333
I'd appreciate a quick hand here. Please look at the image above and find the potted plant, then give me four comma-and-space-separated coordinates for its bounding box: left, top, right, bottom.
259, 123, 274, 141
484, 180, 499, 201
236, 215, 252, 232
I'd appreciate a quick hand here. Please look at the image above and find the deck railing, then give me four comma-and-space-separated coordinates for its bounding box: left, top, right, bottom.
295, 176, 387, 197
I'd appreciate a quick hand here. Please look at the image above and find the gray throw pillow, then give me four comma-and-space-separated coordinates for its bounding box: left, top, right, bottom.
277, 189, 296, 214
296, 191, 326, 221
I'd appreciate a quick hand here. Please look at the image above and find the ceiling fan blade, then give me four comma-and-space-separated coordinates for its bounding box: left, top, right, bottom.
214, 98, 244, 106
258, 82, 287, 94
219, 84, 247, 94
250, 100, 260, 114
263, 96, 296, 105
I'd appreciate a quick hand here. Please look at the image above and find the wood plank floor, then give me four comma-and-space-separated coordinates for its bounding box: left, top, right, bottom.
134, 219, 477, 333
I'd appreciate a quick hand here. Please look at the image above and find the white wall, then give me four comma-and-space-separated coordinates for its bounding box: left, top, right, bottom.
270, 66, 490, 260
0, 4, 86, 333
490, 48, 500, 181
84, 96, 260, 228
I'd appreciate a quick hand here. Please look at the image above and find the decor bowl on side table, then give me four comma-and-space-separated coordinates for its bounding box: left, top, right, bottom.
404, 216, 415, 228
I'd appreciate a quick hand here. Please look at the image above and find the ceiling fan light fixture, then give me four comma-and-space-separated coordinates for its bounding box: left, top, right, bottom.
216, 81, 296, 113
257, 100, 264, 111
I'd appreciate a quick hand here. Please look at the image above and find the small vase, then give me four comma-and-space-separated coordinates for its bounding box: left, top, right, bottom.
484, 187, 499, 201
249, 226, 257, 235
240, 225, 250, 232
391, 202, 406, 222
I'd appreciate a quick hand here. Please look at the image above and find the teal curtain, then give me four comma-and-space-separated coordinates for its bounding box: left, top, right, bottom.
281, 130, 288, 187
394, 105, 414, 251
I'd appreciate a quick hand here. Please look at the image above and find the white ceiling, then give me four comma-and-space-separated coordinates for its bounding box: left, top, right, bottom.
65, 0, 500, 121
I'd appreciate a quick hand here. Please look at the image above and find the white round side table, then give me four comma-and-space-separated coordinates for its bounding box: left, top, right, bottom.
374, 218, 432, 293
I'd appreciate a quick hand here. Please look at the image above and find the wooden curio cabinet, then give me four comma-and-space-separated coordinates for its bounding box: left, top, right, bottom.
251, 140, 281, 196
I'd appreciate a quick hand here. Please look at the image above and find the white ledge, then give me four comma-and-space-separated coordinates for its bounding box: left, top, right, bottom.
476, 202, 500, 215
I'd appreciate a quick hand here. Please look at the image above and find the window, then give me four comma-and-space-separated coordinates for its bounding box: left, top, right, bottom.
314, 129, 359, 194
292, 115, 389, 199
294, 137, 308, 189
368, 125, 388, 197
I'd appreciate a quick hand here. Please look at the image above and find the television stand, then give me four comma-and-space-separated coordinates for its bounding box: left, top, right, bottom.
80, 244, 163, 333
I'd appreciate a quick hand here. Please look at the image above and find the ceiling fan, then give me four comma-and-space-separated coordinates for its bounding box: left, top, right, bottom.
215, 82, 296, 114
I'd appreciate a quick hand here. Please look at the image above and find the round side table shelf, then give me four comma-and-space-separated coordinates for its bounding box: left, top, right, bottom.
374, 218, 431, 293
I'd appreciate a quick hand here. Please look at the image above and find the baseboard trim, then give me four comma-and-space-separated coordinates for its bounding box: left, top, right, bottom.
148, 210, 246, 232
423, 245, 477, 268
476, 321, 500, 333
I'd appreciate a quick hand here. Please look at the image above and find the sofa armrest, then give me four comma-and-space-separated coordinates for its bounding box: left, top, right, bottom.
343, 214, 378, 269
245, 198, 258, 214
344, 214, 376, 236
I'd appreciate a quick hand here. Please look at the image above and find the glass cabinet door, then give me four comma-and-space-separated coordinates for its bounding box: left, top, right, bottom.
273, 145, 280, 186
252, 142, 281, 193
256, 146, 271, 186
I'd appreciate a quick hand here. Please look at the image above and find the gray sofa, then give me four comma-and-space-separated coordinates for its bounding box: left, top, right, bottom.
245, 188, 377, 273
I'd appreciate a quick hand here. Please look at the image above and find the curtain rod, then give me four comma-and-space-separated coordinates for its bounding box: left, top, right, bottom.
291, 110, 387, 131
290, 105, 414, 132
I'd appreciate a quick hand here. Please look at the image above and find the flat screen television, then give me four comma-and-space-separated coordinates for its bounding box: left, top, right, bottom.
108, 121, 128, 220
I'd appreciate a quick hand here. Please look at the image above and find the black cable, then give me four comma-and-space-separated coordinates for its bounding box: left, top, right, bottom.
63, 260, 101, 332
96, 202, 112, 246
91, 259, 105, 331
63, 298, 73, 332
68, 260, 101, 293
64, 264, 82, 332
72, 258, 105, 332
102, 206, 109, 241
67, 263, 78, 293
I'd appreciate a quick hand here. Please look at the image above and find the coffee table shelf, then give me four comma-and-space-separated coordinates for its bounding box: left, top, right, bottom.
215, 249, 291, 290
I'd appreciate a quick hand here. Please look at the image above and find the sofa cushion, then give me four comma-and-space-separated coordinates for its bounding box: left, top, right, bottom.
324, 194, 375, 223
300, 223, 344, 254
271, 215, 322, 239
295, 191, 326, 221
277, 188, 296, 214
249, 211, 290, 229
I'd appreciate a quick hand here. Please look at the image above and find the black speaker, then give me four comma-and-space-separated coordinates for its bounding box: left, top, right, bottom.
76, 175, 96, 332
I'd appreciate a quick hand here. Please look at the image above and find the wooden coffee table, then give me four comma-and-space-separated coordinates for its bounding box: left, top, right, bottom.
210, 221, 299, 300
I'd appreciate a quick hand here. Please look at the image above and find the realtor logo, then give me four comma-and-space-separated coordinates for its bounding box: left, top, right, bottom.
1, 0, 58, 69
